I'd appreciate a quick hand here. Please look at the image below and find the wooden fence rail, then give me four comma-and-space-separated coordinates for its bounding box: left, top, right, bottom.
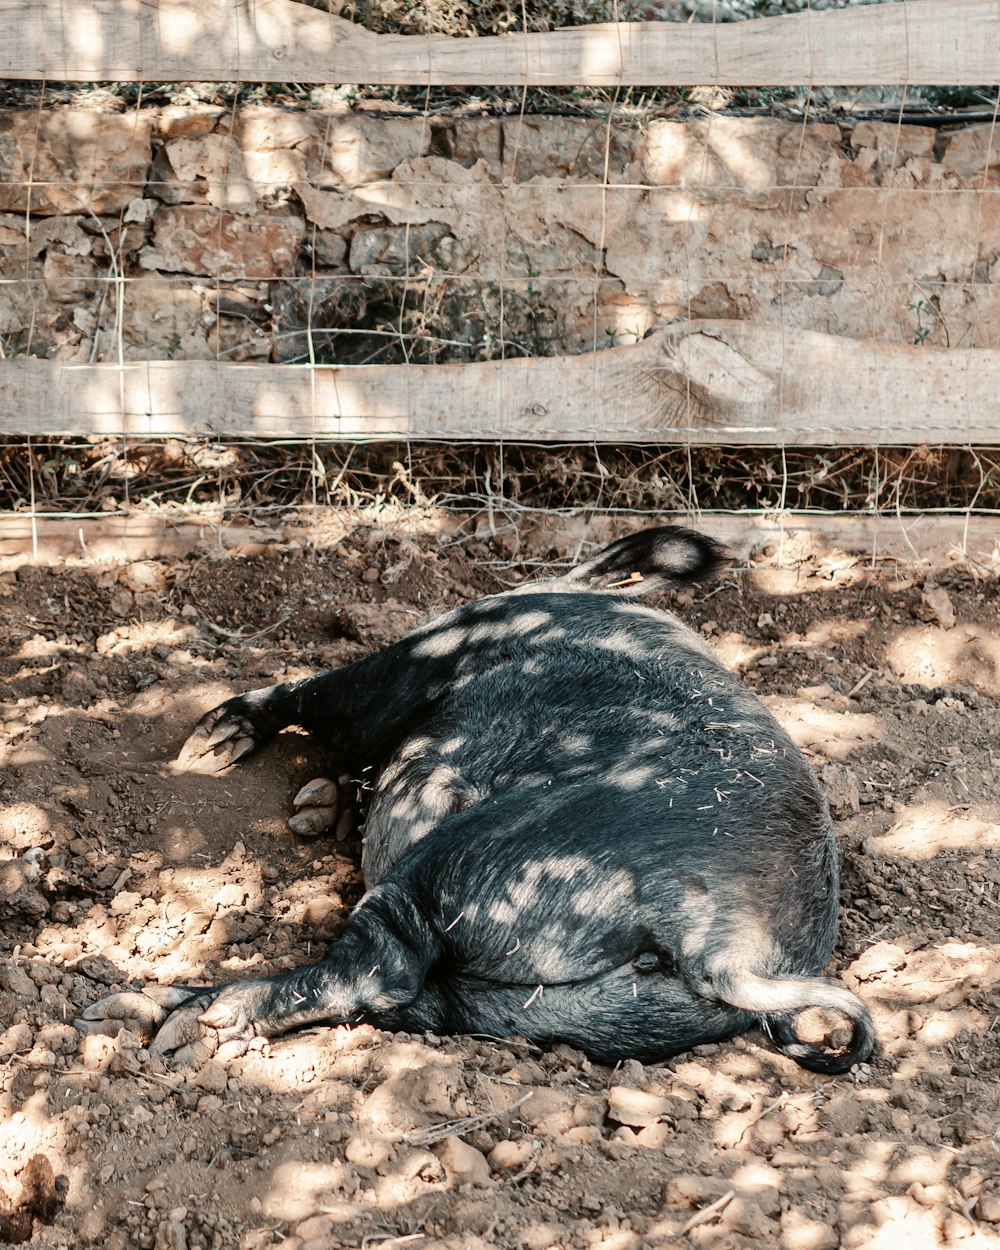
1, 0, 998, 86
2, 512, 998, 569
3, 322, 999, 445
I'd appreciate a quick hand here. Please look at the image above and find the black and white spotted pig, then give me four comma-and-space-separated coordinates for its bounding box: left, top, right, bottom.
79, 527, 874, 1073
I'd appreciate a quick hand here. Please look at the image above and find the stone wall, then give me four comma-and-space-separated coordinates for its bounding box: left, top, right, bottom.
2, 105, 999, 366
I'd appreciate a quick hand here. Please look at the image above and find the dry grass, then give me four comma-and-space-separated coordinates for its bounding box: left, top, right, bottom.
3, 438, 999, 519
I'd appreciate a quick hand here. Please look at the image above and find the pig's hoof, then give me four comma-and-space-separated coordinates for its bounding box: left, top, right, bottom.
175, 699, 266, 774
288, 772, 357, 841
75, 985, 208, 1045
289, 776, 339, 836
79, 981, 276, 1065
150, 980, 277, 1064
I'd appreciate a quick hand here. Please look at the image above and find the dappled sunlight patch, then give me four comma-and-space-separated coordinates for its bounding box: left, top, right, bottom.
0, 1092, 72, 1233
1, 696, 67, 771
261, 1159, 358, 1223
34, 841, 268, 978
788, 618, 870, 649
0, 804, 51, 852
94, 616, 202, 659
216, 1021, 382, 1105
887, 622, 1000, 695
360, 1060, 466, 1137
267, 874, 344, 933
0, 1092, 61, 1179
749, 566, 813, 596
889, 1150, 952, 1189
376, 1037, 463, 1082
9, 641, 79, 679
228, 1027, 364, 1097
911, 1006, 991, 1049
842, 1140, 896, 1197
750, 549, 870, 596
711, 631, 769, 671
852, 937, 1000, 1001
130, 680, 236, 726
2, 741, 58, 770
863, 1192, 995, 1250
867, 800, 1000, 859
712, 1090, 820, 1151
765, 695, 883, 759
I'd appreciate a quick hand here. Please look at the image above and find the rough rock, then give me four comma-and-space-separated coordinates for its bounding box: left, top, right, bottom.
641, 116, 842, 190
977, 1193, 1000, 1223
819, 762, 861, 817
0, 860, 48, 920
850, 121, 936, 168
155, 105, 225, 142
721, 1195, 779, 1239
917, 582, 956, 629
150, 133, 257, 212
0, 111, 153, 214
606, 1085, 675, 1128
344, 1133, 393, 1169
309, 230, 348, 268
42, 251, 98, 305
0, 1023, 34, 1060
140, 206, 305, 279
0, 964, 38, 999
349, 223, 454, 276
499, 115, 637, 183
434, 1136, 492, 1187
488, 1139, 534, 1171
307, 114, 431, 186
780, 1208, 839, 1249
287, 808, 338, 837
663, 1174, 733, 1209
941, 125, 1000, 179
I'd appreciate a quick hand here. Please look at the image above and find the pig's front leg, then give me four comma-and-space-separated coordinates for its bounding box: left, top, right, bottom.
175, 681, 313, 774
175, 600, 525, 776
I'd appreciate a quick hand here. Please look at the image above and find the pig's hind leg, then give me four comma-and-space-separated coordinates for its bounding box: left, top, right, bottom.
386, 961, 754, 1066
396, 958, 874, 1074
76, 882, 443, 1061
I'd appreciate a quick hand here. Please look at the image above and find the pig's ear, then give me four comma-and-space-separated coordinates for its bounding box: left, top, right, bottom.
559, 526, 728, 595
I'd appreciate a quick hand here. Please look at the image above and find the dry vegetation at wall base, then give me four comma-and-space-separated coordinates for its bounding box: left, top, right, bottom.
3, 439, 1000, 520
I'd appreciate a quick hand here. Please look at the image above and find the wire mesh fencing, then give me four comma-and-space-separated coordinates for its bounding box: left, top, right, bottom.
1, 0, 999, 567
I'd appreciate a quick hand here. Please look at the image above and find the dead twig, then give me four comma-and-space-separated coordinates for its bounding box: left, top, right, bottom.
848, 669, 875, 698
735, 1093, 788, 1146
680, 1189, 736, 1236
360, 1235, 426, 1249
201, 611, 293, 642
403, 1092, 532, 1146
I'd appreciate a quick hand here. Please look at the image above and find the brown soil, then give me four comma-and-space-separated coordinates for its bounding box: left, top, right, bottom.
1, 514, 999, 1250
